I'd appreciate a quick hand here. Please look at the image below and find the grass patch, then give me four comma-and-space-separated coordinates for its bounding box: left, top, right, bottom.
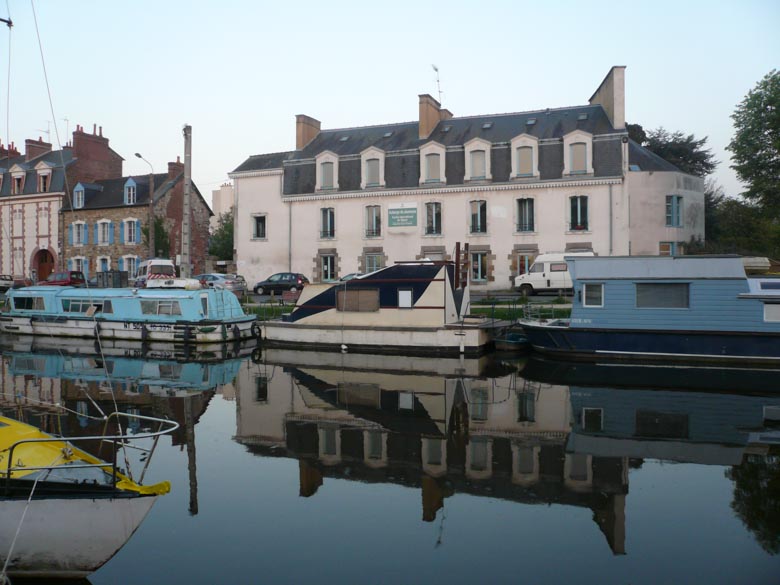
243, 303, 293, 321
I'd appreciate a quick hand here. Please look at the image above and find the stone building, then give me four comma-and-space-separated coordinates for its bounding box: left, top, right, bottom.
0, 125, 123, 281
230, 67, 704, 290
61, 157, 212, 278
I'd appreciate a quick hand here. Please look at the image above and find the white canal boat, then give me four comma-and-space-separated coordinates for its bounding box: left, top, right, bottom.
0, 285, 258, 343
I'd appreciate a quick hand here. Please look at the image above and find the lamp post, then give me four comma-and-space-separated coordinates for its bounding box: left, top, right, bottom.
135, 153, 155, 259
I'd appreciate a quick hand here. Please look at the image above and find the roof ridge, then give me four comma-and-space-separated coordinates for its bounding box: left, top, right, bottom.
320, 120, 418, 133
247, 150, 295, 158
449, 103, 598, 122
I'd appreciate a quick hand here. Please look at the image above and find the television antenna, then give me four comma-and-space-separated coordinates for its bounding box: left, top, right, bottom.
36, 120, 51, 142
431, 64, 443, 104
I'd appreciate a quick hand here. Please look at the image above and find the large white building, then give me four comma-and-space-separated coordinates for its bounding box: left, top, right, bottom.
230, 67, 704, 290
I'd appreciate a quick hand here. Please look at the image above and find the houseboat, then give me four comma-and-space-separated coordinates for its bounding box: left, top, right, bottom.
520, 255, 780, 363
0, 286, 258, 343
0, 412, 177, 579
261, 261, 498, 356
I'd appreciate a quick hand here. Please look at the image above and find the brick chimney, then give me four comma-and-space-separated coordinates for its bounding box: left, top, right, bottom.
25, 137, 52, 161
589, 66, 626, 130
0, 141, 20, 159
419, 94, 451, 139
296, 115, 321, 150
168, 155, 184, 179
70, 123, 123, 182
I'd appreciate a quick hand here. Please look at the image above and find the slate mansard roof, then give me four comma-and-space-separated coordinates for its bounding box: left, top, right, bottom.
0, 149, 75, 196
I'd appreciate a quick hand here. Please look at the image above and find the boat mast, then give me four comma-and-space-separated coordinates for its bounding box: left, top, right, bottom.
180, 124, 192, 277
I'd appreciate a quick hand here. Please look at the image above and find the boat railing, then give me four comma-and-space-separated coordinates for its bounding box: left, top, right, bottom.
522, 302, 571, 323
2, 411, 179, 495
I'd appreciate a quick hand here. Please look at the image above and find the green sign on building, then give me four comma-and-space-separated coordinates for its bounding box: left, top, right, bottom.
388, 206, 417, 227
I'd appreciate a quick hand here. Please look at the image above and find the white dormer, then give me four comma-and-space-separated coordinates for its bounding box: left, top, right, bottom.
9, 164, 26, 195
73, 183, 85, 209
124, 178, 137, 205
315, 151, 339, 192
464, 137, 492, 182
563, 130, 594, 176
34, 161, 54, 192
419, 141, 446, 185
510, 133, 540, 179
360, 146, 385, 189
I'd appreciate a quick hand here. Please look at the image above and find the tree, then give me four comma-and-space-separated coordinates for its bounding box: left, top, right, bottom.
726, 454, 780, 555
727, 70, 780, 215
644, 127, 718, 177
209, 210, 234, 261
142, 216, 170, 259
703, 178, 727, 242
626, 123, 648, 145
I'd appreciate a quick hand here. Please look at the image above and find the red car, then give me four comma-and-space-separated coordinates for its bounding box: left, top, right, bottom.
37, 271, 86, 287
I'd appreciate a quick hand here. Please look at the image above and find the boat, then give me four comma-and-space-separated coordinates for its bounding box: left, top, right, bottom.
493, 327, 529, 352
0, 411, 178, 579
520, 255, 780, 363
262, 260, 504, 356
0, 285, 259, 343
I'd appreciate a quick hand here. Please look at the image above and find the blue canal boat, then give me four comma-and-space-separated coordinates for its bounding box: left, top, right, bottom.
0, 286, 258, 343
521, 255, 780, 363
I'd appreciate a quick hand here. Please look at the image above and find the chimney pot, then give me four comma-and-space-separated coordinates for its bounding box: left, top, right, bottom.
295, 114, 321, 150
418, 94, 443, 139
92, 124, 96, 135
99, 126, 103, 137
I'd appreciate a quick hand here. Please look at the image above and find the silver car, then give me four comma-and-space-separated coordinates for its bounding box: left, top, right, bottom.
195, 273, 247, 297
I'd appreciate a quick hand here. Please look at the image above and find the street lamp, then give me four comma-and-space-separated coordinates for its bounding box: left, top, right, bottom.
135, 153, 155, 259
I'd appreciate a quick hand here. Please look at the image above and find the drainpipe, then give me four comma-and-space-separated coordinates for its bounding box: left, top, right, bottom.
287, 192, 292, 272
609, 184, 613, 255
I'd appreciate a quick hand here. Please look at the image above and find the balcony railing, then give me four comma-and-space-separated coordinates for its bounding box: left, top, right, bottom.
570, 222, 588, 231
365, 227, 382, 237
470, 223, 487, 234
425, 226, 441, 235
320, 229, 335, 239
516, 222, 534, 232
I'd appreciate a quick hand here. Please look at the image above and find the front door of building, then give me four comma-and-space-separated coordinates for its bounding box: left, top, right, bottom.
34, 249, 54, 281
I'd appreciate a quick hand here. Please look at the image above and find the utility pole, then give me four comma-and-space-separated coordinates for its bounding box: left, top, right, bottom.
180, 124, 192, 277
135, 153, 155, 259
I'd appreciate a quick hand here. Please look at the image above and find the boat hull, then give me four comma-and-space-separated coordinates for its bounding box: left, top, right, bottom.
0, 315, 257, 343
262, 321, 492, 356
521, 323, 780, 364
0, 494, 158, 578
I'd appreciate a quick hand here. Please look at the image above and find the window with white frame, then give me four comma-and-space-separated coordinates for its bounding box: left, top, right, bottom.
582, 283, 603, 307
320, 254, 335, 282
764, 304, 780, 323
425, 202, 441, 235
315, 151, 339, 191
563, 130, 594, 176
398, 289, 413, 308
464, 138, 492, 182
253, 215, 267, 239
124, 256, 138, 278
38, 172, 50, 192
73, 222, 86, 245
365, 205, 381, 237
516, 198, 534, 232
510, 134, 539, 178
125, 219, 138, 244
470, 200, 487, 234
73, 188, 84, 209
517, 147, 533, 176
666, 195, 683, 227
419, 142, 446, 185
72, 257, 84, 273
98, 220, 112, 245
365, 159, 380, 186
126, 184, 137, 205
11, 172, 24, 195
320, 208, 335, 239
365, 253, 383, 273
98, 257, 110, 272
471, 251, 488, 281
570, 196, 588, 230
360, 147, 385, 189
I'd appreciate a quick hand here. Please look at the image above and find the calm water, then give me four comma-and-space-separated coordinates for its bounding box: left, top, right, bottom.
1, 342, 779, 584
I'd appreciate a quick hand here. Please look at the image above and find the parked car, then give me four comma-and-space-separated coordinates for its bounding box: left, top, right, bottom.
0, 274, 13, 293
195, 273, 247, 297
37, 271, 86, 287
253, 273, 309, 295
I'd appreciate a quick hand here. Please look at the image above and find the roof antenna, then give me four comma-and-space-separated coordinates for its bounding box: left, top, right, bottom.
36, 120, 51, 142
431, 64, 443, 104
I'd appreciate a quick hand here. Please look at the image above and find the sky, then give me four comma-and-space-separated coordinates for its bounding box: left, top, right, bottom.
2, 0, 778, 206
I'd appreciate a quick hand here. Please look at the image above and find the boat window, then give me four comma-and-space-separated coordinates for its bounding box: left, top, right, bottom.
13, 296, 45, 310
200, 295, 208, 316
140, 300, 182, 315
337, 288, 379, 312
529, 263, 544, 273
760, 281, 780, 290
102, 300, 113, 314
62, 298, 106, 313
398, 289, 413, 309
550, 262, 568, 272
582, 283, 603, 307
765, 304, 780, 322
582, 408, 603, 432
636, 283, 689, 309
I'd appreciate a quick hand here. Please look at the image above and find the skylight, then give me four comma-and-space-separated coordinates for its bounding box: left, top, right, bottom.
383, 131, 393, 138
578, 113, 588, 121
442, 126, 452, 133
339, 136, 349, 142
629, 164, 641, 171
526, 118, 536, 125
482, 122, 493, 130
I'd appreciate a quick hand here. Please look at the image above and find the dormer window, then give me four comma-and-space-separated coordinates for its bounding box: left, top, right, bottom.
464, 138, 492, 182
510, 134, 539, 179
419, 142, 446, 185
39, 174, 49, 192
11, 174, 24, 195
73, 186, 85, 209
315, 151, 339, 192
360, 147, 385, 189
563, 130, 594, 176
124, 178, 137, 205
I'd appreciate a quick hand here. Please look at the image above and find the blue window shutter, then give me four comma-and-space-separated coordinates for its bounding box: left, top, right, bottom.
67, 258, 72, 270
119, 221, 125, 244
136, 222, 141, 245
84, 224, 89, 245
83, 261, 89, 279
118, 257, 124, 271
68, 224, 73, 245
94, 223, 99, 243
109, 221, 114, 244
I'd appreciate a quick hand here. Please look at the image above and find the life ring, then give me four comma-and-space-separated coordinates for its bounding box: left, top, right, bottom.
251, 347, 262, 363
251, 321, 261, 339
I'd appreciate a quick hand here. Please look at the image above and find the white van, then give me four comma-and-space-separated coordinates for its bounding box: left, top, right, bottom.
513, 251, 595, 295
